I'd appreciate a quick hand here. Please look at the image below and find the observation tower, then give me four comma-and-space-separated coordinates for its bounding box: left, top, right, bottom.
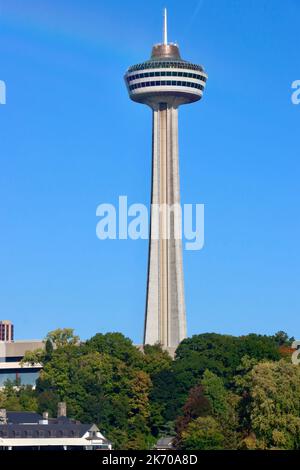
125, 9, 208, 352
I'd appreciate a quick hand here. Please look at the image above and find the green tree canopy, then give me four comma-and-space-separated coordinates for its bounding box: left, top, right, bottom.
181, 416, 224, 450
247, 360, 300, 449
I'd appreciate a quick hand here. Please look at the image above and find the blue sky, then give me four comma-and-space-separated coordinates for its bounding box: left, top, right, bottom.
0, 0, 299, 342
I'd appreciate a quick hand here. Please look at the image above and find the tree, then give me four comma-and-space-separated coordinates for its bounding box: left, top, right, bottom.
46, 328, 79, 349
169, 333, 281, 416
201, 370, 240, 449
142, 344, 173, 436
248, 360, 300, 449
127, 371, 153, 449
85, 332, 144, 368
201, 370, 229, 419
272, 331, 294, 347
237, 334, 280, 363
21, 348, 45, 366
36, 333, 153, 449
0, 381, 37, 412
175, 384, 211, 448
181, 416, 224, 450
142, 344, 172, 375
37, 390, 60, 417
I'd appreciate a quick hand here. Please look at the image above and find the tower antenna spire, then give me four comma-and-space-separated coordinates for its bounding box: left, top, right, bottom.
163, 7, 168, 45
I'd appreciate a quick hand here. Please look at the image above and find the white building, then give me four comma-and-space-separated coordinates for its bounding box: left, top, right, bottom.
0, 405, 112, 450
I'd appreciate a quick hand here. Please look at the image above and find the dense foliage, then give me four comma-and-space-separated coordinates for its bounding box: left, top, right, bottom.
1, 328, 298, 450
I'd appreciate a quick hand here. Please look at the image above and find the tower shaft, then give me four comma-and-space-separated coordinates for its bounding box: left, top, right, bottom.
144, 104, 186, 350
125, 12, 207, 352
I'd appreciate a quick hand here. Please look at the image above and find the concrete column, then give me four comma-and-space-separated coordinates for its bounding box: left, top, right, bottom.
144, 104, 187, 350
144, 109, 160, 345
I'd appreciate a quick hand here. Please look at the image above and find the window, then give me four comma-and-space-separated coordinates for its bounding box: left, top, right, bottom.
128, 60, 204, 73
127, 71, 207, 84
129, 80, 204, 92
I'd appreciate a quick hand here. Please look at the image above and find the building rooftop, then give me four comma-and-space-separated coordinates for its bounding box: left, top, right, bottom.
0, 408, 112, 447
6, 411, 43, 424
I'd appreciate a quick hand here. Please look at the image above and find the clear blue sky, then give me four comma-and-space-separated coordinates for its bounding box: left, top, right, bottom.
0, 0, 299, 342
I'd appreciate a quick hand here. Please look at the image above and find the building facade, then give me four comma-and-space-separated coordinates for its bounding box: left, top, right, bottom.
0, 320, 14, 342
0, 404, 112, 450
125, 10, 207, 352
0, 321, 43, 387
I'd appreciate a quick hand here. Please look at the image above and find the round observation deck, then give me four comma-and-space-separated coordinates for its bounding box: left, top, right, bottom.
125, 43, 208, 108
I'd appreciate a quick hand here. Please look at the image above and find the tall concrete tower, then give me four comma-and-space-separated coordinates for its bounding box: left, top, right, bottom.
125, 9, 207, 352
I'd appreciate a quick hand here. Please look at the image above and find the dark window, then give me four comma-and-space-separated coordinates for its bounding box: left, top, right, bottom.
128, 61, 204, 73
129, 80, 204, 92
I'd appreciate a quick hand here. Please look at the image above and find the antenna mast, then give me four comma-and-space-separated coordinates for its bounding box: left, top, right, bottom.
163, 8, 168, 45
